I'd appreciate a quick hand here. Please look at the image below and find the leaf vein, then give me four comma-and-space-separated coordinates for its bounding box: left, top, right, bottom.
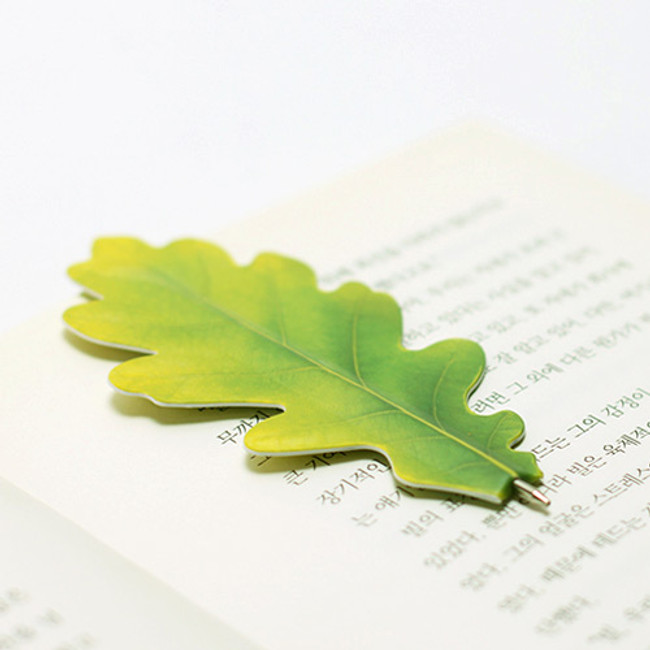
128, 262, 517, 478
351, 302, 367, 387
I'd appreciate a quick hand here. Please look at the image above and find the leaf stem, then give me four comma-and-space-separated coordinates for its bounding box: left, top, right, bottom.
513, 479, 551, 506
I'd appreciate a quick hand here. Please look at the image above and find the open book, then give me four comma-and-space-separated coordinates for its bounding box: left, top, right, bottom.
3, 124, 650, 649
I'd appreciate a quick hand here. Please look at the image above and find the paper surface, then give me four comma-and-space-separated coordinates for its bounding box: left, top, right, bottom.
3, 124, 650, 648
0, 478, 261, 649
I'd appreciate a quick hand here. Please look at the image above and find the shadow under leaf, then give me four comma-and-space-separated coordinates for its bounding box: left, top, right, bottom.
63, 328, 140, 362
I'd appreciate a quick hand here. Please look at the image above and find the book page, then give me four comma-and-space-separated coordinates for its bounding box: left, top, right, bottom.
0, 478, 261, 649
2, 124, 650, 648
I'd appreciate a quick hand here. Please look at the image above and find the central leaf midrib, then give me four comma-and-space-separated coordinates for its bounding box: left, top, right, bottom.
152, 265, 517, 479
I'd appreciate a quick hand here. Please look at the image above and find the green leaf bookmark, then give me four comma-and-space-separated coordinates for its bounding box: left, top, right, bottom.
64, 238, 546, 505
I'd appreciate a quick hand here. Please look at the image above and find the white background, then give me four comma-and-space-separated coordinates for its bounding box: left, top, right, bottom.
2, 1, 649, 334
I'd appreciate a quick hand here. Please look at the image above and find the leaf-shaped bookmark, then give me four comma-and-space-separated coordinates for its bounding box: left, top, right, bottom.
64, 238, 546, 505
